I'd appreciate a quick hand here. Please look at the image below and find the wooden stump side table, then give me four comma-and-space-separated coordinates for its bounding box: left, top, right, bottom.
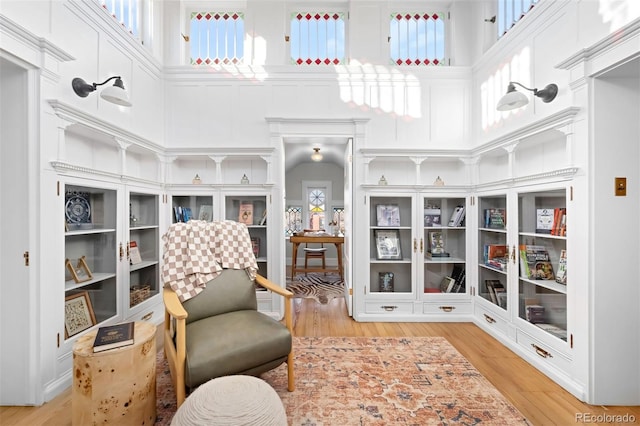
72, 321, 156, 425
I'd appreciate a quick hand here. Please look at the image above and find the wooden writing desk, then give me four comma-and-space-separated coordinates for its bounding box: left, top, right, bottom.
290, 234, 344, 280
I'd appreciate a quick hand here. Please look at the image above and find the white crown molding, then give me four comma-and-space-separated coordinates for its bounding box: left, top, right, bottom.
0, 14, 74, 82
556, 17, 640, 77
471, 106, 580, 157
163, 147, 275, 158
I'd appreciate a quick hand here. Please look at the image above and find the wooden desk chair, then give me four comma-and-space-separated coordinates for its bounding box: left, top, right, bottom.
303, 229, 327, 274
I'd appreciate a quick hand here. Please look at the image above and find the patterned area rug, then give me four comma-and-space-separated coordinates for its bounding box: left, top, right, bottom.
155, 336, 529, 425
286, 273, 344, 304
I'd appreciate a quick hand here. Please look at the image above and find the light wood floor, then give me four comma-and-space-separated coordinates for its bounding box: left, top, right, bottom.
2, 297, 639, 425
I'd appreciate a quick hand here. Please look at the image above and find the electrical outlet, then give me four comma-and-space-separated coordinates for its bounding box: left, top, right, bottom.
615, 177, 627, 196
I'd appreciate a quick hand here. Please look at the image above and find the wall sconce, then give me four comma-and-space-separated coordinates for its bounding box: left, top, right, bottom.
311, 147, 323, 162
496, 81, 558, 111
72, 76, 132, 107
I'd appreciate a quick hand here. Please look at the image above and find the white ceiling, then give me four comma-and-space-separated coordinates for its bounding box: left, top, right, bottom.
283, 137, 350, 172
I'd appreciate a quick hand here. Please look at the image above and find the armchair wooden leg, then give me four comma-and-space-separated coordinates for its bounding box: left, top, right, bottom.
287, 351, 295, 392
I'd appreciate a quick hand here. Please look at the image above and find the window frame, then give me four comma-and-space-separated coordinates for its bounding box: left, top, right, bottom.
497, 0, 539, 39
302, 181, 332, 231
388, 10, 449, 66
184, 7, 247, 65
286, 6, 348, 65
99, 0, 142, 39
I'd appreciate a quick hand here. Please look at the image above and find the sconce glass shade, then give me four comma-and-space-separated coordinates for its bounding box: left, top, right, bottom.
496, 87, 529, 111
311, 148, 323, 161
100, 78, 132, 107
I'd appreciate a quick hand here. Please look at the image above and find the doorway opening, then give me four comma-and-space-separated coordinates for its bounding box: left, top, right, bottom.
283, 137, 353, 316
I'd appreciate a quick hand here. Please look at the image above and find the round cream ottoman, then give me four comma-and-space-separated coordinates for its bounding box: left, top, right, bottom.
170, 375, 287, 426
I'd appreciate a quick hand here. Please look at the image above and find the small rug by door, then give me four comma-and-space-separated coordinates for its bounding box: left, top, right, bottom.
155, 336, 529, 425
286, 273, 344, 304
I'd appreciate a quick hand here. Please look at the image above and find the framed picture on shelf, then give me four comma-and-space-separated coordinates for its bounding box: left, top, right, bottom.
376, 204, 400, 227
428, 231, 446, 255
238, 202, 254, 225
64, 291, 96, 338
374, 229, 402, 260
65, 256, 93, 283
198, 205, 213, 222
378, 272, 395, 292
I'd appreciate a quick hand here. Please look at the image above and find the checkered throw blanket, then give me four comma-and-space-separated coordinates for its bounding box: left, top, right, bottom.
162, 220, 258, 302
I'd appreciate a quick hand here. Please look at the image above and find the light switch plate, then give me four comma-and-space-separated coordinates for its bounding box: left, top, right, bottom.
615, 177, 627, 196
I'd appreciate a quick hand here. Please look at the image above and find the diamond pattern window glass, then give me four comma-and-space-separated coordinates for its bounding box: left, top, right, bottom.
190, 12, 244, 65
290, 12, 345, 65
285, 207, 302, 237
390, 12, 446, 66
497, 0, 539, 38
100, 0, 139, 37
308, 188, 326, 230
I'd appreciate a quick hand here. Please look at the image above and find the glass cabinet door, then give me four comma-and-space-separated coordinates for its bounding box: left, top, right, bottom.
64, 183, 118, 339
224, 194, 268, 277
477, 194, 509, 310
127, 191, 160, 311
517, 188, 567, 341
422, 196, 467, 295
368, 195, 414, 295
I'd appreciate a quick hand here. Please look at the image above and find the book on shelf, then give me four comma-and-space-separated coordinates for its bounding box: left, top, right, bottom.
259, 209, 267, 226
379, 272, 395, 292
238, 203, 254, 225
129, 241, 142, 265
536, 209, 555, 234
484, 208, 506, 229
551, 208, 566, 236
182, 207, 193, 222
250, 237, 260, 258
450, 264, 466, 293
423, 207, 441, 227
484, 244, 509, 271
519, 245, 555, 280
447, 205, 465, 227
525, 305, 546, 323
425, 251, 450, 259
174, 206, 183, 222
428, 231, 446, 255
555, 249, 567, 284
439, 276, 456, 293
93, 322, 135, 353
485, 279, 504, 305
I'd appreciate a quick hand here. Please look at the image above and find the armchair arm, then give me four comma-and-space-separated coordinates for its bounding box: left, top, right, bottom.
163, 287, 187, 406
163, 286, 188, 319
255, 274, 294, 298
255, 274, 295, 392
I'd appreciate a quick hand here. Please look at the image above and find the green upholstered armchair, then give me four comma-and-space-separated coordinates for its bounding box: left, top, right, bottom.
163, 269, 295, 407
